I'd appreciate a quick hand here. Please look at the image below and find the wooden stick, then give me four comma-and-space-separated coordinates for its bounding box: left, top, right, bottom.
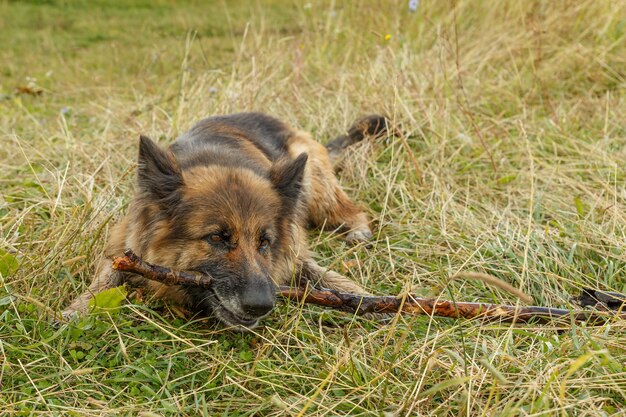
112, 250, 626, 325
113, 250, 213, 288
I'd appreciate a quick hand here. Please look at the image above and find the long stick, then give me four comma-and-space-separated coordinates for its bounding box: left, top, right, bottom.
112, 250, 626, 325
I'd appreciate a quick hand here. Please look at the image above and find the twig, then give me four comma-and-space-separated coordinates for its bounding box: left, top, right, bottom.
113, 250, 213, 288
112, 250, 626, 325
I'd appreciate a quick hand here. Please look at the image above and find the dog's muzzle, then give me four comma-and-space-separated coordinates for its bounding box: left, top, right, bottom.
206, 276, 276, 329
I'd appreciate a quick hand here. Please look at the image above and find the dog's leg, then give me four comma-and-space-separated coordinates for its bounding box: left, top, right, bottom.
60, 258, 123, 321
60, 217, 129, 322
299, 257, 367, 293
298, 258, 397, 323
287, 132, 372, 244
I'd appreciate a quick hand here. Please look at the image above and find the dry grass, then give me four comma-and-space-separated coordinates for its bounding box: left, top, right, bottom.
1, 0, 626, 415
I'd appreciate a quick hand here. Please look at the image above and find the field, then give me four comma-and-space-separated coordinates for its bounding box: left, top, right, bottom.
1, 0, 626, 415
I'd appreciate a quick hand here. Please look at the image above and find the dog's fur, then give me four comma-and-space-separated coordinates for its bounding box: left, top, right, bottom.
63, 113, 389, 328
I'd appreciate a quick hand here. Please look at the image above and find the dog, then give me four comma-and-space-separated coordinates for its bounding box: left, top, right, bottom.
62, 113, 390, 329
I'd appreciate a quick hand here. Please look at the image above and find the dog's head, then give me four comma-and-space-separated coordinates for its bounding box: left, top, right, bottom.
132, 135, 307, 329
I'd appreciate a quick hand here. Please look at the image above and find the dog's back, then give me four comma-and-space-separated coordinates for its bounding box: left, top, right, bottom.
171, 113, 293, 173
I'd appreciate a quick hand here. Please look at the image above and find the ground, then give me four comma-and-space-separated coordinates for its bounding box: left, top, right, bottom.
1, 1, 625, 415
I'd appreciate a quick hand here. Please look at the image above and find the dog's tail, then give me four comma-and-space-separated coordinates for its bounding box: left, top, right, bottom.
326, 115, 394, 165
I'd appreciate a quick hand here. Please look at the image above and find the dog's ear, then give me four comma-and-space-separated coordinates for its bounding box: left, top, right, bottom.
270, 153, 308, 213
137, 135, 183, 203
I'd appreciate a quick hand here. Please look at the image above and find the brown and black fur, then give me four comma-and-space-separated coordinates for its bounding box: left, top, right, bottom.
63, 113, 390, 328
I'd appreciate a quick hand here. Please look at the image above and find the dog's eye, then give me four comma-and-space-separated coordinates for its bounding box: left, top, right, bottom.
205, 232, 228, 245
259, 238, 270, 254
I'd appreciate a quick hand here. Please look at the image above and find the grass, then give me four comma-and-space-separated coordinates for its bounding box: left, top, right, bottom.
1, 0, 626, 415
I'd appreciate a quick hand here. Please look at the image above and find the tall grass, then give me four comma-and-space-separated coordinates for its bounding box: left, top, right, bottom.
1, 0, 625, 415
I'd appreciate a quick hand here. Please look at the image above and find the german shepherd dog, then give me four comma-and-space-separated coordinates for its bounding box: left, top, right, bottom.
63, 113, 389, 329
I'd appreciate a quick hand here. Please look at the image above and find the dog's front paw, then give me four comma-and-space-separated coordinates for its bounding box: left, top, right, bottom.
345, 228, 373, 246
51, 309, 80, 328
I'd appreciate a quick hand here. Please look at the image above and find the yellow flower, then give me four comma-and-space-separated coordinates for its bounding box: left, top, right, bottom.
384, 34, 392, 41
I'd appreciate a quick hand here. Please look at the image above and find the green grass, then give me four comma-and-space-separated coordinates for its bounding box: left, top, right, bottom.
2, 0, 626, 415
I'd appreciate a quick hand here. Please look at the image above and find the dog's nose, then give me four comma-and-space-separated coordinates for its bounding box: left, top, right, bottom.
241, 279, 276, 317
242, 297, 274, 317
